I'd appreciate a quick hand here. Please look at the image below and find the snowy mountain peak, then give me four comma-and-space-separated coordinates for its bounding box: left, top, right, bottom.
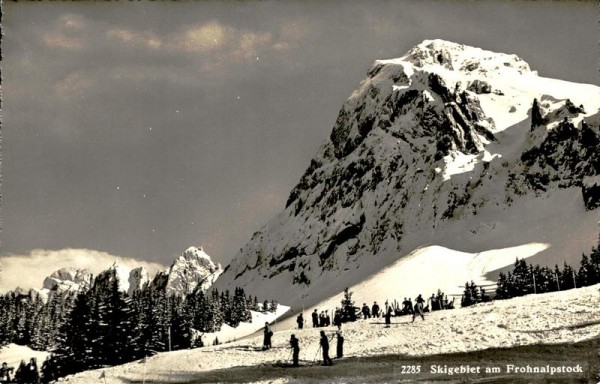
401, 39, 532, 75
182, 246, 211, 261
42, 267, 93, 293
214, 40, 600, 311
107, 262, 133, 293
128, 267, 149, 296
92, 262, 149, 296
151, 247, 223, 296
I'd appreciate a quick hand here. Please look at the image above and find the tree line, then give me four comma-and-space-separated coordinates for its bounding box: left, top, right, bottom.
461, 237, 600, 306
0, 268, 277, 382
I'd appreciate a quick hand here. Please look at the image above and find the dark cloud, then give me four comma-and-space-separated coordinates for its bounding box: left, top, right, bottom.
2, 1, 597, 266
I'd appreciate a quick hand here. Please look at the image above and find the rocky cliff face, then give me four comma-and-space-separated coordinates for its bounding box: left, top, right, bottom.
216, 39, 600, 308
42, 268, 94, 293
151, 246, 223, 296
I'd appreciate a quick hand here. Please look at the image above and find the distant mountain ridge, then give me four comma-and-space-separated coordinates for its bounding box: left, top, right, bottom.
20, 246, 221, 300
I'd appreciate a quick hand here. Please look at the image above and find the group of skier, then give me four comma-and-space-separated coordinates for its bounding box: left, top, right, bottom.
299, 309, 344, 330
263, 292, 430, 367
360, 301, 381, 319
0, 358, 39, 383
309, 309, 333, 328
263, 321, 344, 367
288, 330, 343, 367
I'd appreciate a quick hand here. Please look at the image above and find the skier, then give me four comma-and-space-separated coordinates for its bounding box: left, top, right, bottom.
312, 309, 319, 328
401, 297, 409, 314
336, 331, 344, 358
289, 334, 300, 367
297, 313, 304, 329
430, 294, 438, 311
14, 360, 27, 383
319, 311, 326, 327
26, 358, 39, 384
412, 294, 425, 322
263, 322, 273, 350
333, 309, 342, 330
361, 303, 370, 319
319, 331, 333, 366
372, 301, 380, 318
385, 306, 392, 327
325, 312, 331, 327
0, 362, 13, 383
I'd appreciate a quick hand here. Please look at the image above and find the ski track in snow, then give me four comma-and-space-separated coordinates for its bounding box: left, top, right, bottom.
64, 284, 600, 383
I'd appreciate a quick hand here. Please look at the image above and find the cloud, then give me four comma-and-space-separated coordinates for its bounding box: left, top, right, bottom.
42, 34, 84, 50
0, 249, 167, 292
106, 28, 162, 49
179, 21, 230, 53
54, 71, 94, 99
59, 13, 85, 30
174, 21, 283, 60
234, 31, 273, 59
41, 14, 87, 50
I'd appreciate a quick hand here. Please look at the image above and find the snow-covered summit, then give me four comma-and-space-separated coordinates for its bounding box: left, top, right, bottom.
42, 267, 93, 292
75, 262, 148, 296
215, 40, 600, 311
107, 262, 133, 293
151, 246, 223, 296
398, 39, 532, 75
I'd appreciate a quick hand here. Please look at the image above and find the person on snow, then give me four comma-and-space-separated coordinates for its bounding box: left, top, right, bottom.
385, 306, 393, 327
361, 303, 371, 319
14, 360, 27, 383
412, 294, 425, 322
312, 309, 319, 328
333, 309, 342, 330
26, 358, 39, 384
319, 330, 333, 366
319, 311, 327, 327
407, 298, 414, 314
325, 312, 331, 327
263, 322, 273, 350
336, 332, 344, 358
289, 334, 300, 367
297, 313, 304, 330
431, 294, 440, 311
372, 301, 380, 318
0, 362, 14, 383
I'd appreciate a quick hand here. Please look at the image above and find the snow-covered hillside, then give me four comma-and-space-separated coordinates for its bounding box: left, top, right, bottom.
64, 283, 600, 383
198, 305, 290, 346
271, 244, 549, 332
0, 344, 49, 371
215, 39, 600, 310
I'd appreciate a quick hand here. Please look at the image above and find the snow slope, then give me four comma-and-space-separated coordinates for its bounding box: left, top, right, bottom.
0, 344, 49, 371
65, 283, 600, 383
271, 243, 549, 332
198, 305, 290, 346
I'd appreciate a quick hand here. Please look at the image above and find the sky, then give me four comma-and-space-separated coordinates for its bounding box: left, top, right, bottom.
1, 1, 598, 281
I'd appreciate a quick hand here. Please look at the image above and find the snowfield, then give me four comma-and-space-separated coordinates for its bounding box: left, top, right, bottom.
0, 344, 50, 372
198, 305, 290, 346
64, 284, 600, 383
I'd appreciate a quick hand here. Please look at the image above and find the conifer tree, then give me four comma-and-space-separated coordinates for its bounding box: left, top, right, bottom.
269, 299, 278, 313
340, 287, 356, 321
